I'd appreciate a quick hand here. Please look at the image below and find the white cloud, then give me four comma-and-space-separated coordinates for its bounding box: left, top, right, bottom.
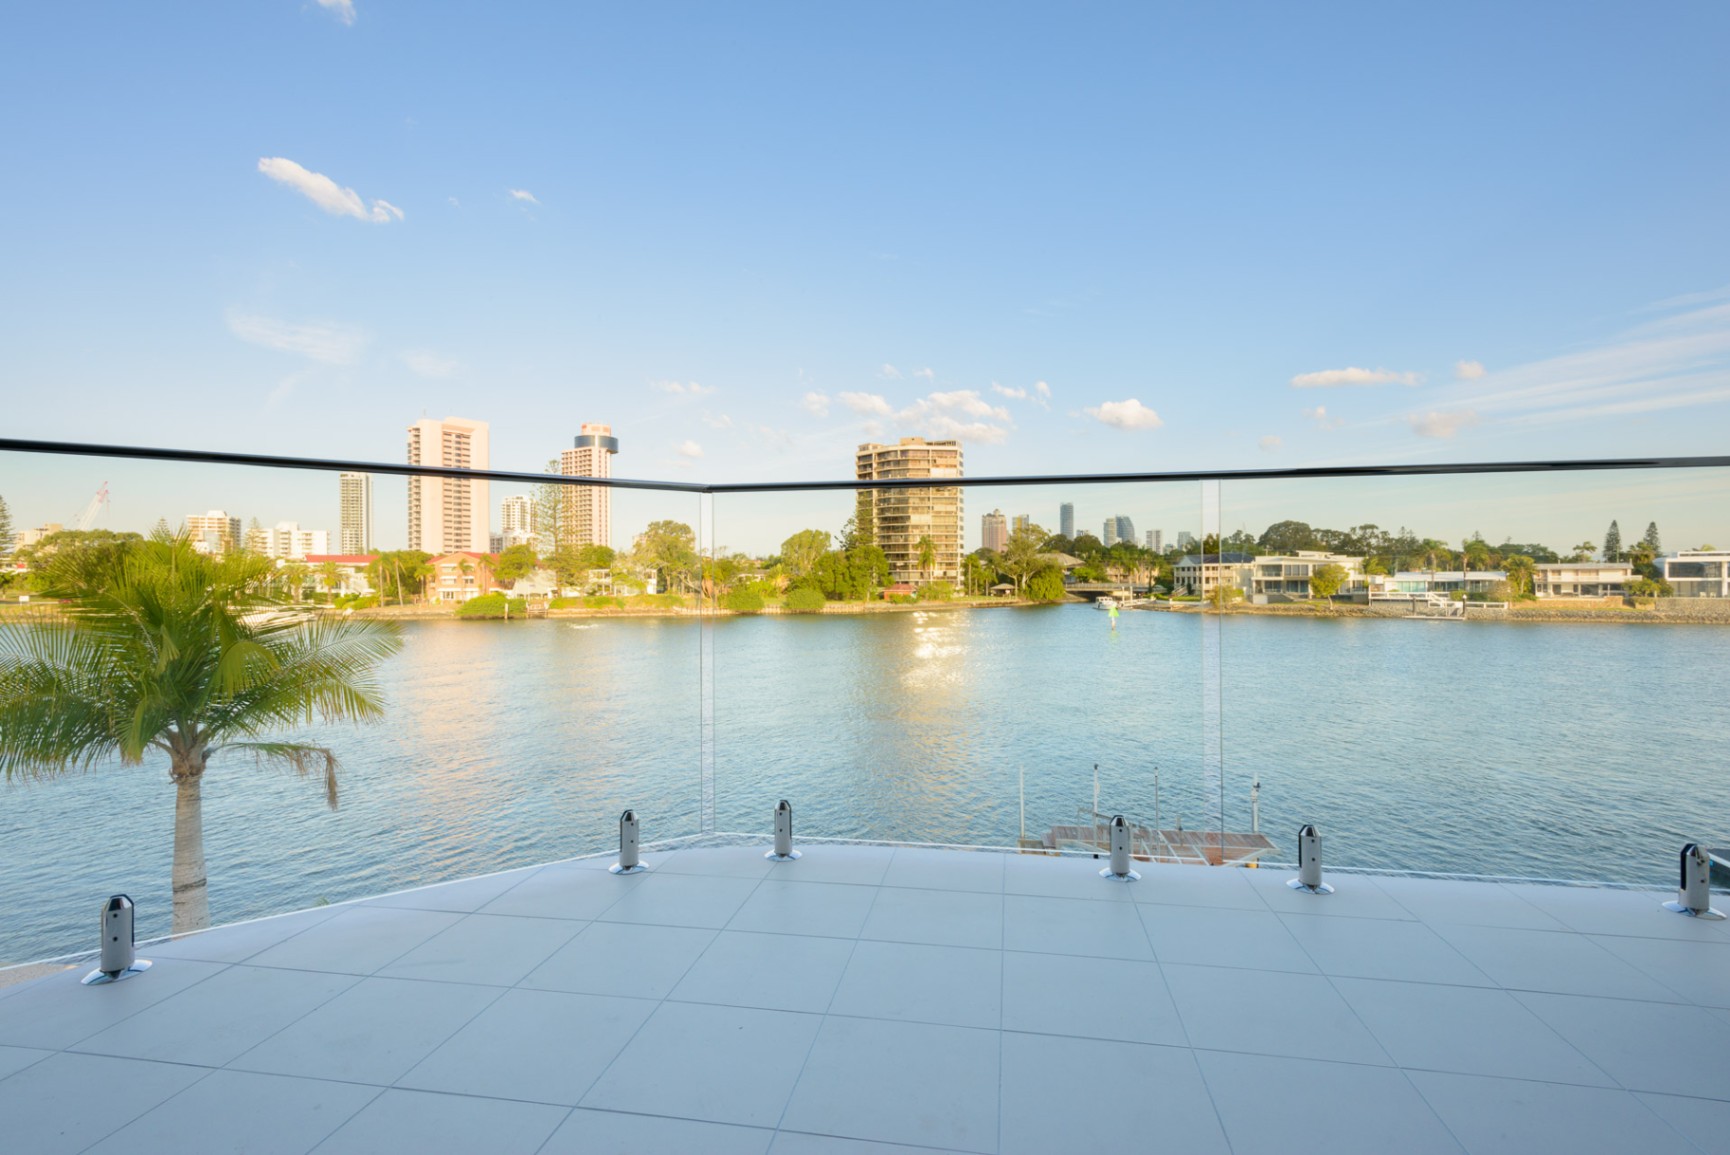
1454, 359, 1486, 380
509, 188, 540, 205
1085, 398, 1164, 430
913, 367, 935, 380
226, 310, 367, 364
400, 350, 458, 378
316, 0, 355, 25
1259, 435, 1282, 451
676, 440, 703, 458
839, 391, 895, 416
799, 392, 830, 417
1410, 409, 1480, 439
652, 380, 716, 396
702, 412, 733, 429
447, 196, 460, 207
1304, 404, 1344, 430
879, 363, 903, 379
257, 157, 401, 222
1290, 366, 1422, 388
1033, 380, 1052, 408
991, 382, 1027, 399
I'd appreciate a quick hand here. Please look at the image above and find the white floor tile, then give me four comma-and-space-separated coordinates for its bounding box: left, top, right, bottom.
1003, 894, 1152, 960
143, 906, 343, 964
231, 975, 500, 1085
654, 844, 779, 879
1588, 934, 1730, 1007
476, 862, 642, 920
0, 1051, 206, 1155
728, 879, 880, 939
1279, 913, 1493, 985
541, 1107, 773, 1155
829, 940, 1001, 1029
1140, 904, 1315, 973
363, 867, 537, 913
861, 887, 1003, 950
1434, 924, 1688, 1001
399, 988, 654, 1105
1197, 1050, 1463, 1155
1503, 884, 1729, 941
1373, 877, 1567, 930
1002, 853, 1141, 901
782, 1017, 999, 1152
82, 1069, 377, 1155
768, 1133, 942, 1154
377, 912, 584, 986
581, 1001, 822, 1128
1163, 963, 1392, 1065
999, 1031, 1229, 1155
1515, 991, 1730, 1099
1129, 863, 1269, 911
1001, 951, 1186, 1046
1245, 872, 1414, 920
0, 957, 226, 1051
0, 1043, 51, 1079
761, 846, 893, 886
310, 1087, 566, 1155
1331, 977, 1613, 1085
883, 847, 1005, 893
1410, 1070, 1696, 1155
671, 931, 856, 1013
522, 921, 717, 999
71, 964, 355, 1067
244, 906, 461, 975
595, 872, 762, 929
1632, 1092, 1730, 1155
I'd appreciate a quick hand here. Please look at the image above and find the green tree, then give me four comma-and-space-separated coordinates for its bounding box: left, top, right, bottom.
724, 586, 765, 613
635, 521, 698, 595
779, 529, 831, 579
784, 586, 827, 613
916, 580, 954, 601
1502, 554, 1537, 597
1602, 520, 1622, 562
916, 535, 936, 584
368, 550, 432, 605
0, 494, 12, 554
1641, 522, 1661, 555
494, 543, 539, 584
0, 536, 401, 933
317, 560, 342, 598
1308, 563, 1348, 599
1000, 522, 1049, 595
280, 561, 309, 603
852, 492, 876, 549
1259, 520, 1320, 554
1026, 566, 1067, 602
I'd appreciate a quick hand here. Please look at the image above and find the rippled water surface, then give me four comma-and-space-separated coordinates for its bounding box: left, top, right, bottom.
5, 607, 1728, 964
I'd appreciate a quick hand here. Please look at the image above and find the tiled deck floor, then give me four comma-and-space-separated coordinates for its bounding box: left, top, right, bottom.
3, 844, 1729, 1154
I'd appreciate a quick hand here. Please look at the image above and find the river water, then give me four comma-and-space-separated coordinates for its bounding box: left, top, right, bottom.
4, 605, 1728, 965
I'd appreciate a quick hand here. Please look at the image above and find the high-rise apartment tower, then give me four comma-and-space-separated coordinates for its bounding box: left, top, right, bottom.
558, 423, 619, 549
500, 495, 535, 548
1060, 502, 1074, 539
856, 437, 963, 586
981, 509, 1007, 554
407, 417, 490, 555
339, 472, 372, 554
183, 510, 241, 555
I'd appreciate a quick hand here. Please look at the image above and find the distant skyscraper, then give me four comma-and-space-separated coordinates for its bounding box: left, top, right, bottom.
407, 416, 490, 555
856, 437, 963, 586
559, 423, 619, 549
500, 494, 535, 548
981, 509, 1007, 553
339, 472, 372, 554
183, 510, 241, 555
1060, 503, 1074, 539
1177, 531, 1197, 549
1103, 518, 1118, 547
253, 522, 329, 560
1147, 529, 1163, 553
1012, 514, 1030, 535
1116, 515, 1135, 543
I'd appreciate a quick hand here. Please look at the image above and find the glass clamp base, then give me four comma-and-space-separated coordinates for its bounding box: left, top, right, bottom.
1662, 900, 1726, 919
766, 850, 802, 862
1288, 879, 1335, 894
82, 960, 152, 985
1099, 868, 1141, 881
609, 863, 649, 875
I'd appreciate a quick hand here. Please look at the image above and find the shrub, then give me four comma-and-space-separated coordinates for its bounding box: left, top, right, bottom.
1026, 567, 1067, 603
724, 587, 765, 614
456, 593, 527, 619
888, 593, 917, 604
784, 587, 827, 613
916, 581, 954, 602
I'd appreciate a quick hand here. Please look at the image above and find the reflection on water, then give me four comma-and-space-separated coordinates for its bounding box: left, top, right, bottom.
5, 606, 1729, 965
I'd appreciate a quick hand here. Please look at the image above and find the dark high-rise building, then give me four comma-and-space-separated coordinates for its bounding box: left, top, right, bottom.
1059, 502, 1074, 539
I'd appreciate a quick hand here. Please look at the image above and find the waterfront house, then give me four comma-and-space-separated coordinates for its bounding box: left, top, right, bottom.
1532, 562, 1633, 598
1249, 551, 1365, 600
1172, 552, 1254, 598
1663, 549, 1730, 597
303, 553, 378, 596
1367, 570, 1509, 599
427, 551, 499, 603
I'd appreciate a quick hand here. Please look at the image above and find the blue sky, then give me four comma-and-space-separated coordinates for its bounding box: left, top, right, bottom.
2, 2, 1727, 552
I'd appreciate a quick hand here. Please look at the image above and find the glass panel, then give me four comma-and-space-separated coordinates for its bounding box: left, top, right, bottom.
0, 449, 703, 965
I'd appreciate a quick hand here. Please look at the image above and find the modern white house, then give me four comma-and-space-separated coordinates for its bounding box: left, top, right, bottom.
1663, 549, 1730, 597
1532, 562, 1633, 597
1367, 570, 1509, 599
1172, 552, 1254, 597
1249, 551, 1364, 599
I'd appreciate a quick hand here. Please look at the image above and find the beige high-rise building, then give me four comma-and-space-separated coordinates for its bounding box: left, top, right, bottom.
981, 509, 1007, 554
339, 472, 372, 554
558, 423, 619, 550
183, 510, 241, 555
856, 437, 963, 586
407, 417, 490, 555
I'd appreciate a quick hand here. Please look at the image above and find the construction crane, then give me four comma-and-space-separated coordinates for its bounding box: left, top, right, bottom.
73, 482, 110, 531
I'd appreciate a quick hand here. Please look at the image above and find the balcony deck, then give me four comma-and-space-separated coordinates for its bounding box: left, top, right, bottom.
2, 844, 1728, 1154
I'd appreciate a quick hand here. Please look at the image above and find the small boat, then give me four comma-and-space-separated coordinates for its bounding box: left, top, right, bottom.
1095, 597, 1118, 610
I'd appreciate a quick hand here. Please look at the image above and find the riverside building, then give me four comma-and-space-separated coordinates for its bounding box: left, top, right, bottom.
339, 472, 372, 554
559, 423, 619, 550
407, 416, 490, 555
183, 510, 241, 555
855, 437, 963, 587
981, 509, 1007, 553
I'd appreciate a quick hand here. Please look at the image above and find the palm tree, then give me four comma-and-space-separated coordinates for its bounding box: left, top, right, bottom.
916, 535, 936, 586
0, 536, 401, 934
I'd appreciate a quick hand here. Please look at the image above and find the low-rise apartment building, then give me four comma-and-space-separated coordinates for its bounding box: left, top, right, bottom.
427, 551, 498, 603
1663, 550, 1730, 598
1250, 551, 1364, 599
1532, 562, 1632, 598
1173, 552, 1254, 597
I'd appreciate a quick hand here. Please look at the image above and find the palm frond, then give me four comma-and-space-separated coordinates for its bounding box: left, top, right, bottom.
223, 741, 342, 808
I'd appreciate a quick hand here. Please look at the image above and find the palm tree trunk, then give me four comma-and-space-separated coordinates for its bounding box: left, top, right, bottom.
171, 759, 209, 934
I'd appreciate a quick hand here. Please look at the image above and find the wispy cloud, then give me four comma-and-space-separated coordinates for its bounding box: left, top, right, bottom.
799, 392, 830, 417
1291, 366, 1422, 388
838, 389, 1015, 443
257, 157, 401, 222
316, 0, 356, 26
879, 363, 903, 380
912, 367, 935, 380
1410, 410, 1480, 439
226, 310, 367, 364
839, 391, 895, 417
1085, 398, 1163, 431
991, 382, 1027, 399
508, 188, 539, 205
1304, 404, 1344, 430
1454, 359, 1485, 380
400, 350, 458, 378
677, 440, 703, 459
702, 412, 733, 429
652, 380, 716, 396
1259, 435, 1282, 451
